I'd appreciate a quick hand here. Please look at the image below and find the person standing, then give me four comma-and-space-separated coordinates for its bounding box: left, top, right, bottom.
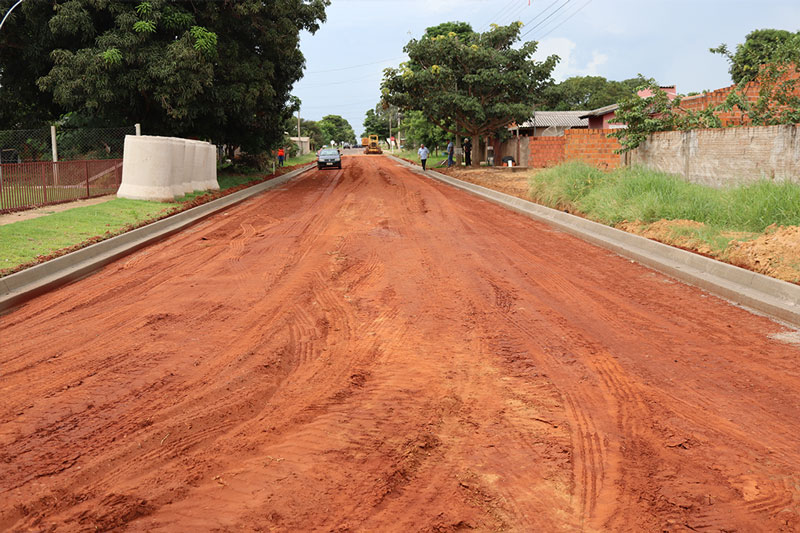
446, 139, 454, 167
277, 147, 285, 167
463, 138, 472, 166
418, 144, 429, 171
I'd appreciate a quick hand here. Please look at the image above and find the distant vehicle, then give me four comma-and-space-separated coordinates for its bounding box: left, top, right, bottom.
364, 134, 382, 155
317, 148, 342, 169
342, 143, 351, 149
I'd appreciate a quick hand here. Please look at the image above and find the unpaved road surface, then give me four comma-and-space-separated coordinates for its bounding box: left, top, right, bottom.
1, 156, 799, 532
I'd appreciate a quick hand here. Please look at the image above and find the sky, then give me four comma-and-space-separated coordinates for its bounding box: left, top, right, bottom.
291, 0, 800, 138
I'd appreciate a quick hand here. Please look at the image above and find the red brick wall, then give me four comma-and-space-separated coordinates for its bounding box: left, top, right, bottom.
564, 129, 623, 170
529, 136, 565, 167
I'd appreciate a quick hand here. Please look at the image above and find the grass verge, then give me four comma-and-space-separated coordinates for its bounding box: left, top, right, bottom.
0, 160, 314, 277
529, 161, 800, 254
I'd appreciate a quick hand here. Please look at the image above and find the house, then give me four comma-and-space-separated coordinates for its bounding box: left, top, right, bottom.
580, 86, 677, 129
513, 111, 588, 136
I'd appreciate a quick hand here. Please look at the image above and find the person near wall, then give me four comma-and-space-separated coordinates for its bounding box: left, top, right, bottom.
446, 139, 454, 167
278, 147, 285, 167
418, 144, 429, 171
463, 138, 472, 166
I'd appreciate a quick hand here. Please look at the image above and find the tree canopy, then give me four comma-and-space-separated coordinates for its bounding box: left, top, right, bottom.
539, 75, 648, 111
318, 115, 355, 146
382, 21, 558, 166
0, 0, 329, 154
711, 28, 800, 84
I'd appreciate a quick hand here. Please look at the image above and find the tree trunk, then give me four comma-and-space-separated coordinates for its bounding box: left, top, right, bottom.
471, 134, 481, 168
456, 136, 462, 166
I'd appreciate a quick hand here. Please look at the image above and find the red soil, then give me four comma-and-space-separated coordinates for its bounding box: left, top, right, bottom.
1, 155, 799, 531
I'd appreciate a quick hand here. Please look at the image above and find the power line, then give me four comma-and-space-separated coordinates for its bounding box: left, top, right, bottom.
534, 0, 593, 41
304, 56, 405, 75
499, 0, 533, 27
481, 0, 520, 31
520, 0, 573, 39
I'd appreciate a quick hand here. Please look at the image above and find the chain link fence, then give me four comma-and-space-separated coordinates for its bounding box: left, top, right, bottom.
0, 124, 137, 212
0, 128, 51, 163
0, 125, 136, 163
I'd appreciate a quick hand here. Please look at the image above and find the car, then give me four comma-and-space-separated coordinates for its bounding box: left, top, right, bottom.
342, 143, 351, 149
317, 148, 342, 169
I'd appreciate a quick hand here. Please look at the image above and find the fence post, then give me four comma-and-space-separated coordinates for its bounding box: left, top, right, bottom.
85, 160, 90, 198
135, 123, 141, 136
51, 125, 59, 185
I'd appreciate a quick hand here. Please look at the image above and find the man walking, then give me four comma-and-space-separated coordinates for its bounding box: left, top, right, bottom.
418, 144, 429, 171
446, 139, 454, 167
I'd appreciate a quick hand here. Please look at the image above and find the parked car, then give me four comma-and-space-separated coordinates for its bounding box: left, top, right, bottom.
317, 148, 342, 169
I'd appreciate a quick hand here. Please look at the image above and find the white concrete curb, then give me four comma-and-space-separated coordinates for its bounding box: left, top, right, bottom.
0, 164, 315, 315
388, 155, 800, 327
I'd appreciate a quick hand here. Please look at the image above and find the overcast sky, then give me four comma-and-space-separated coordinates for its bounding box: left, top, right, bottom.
291, 0, 800, 137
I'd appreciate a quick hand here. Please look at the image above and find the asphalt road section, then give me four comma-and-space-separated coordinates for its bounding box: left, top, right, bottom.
1, 155, 799, 532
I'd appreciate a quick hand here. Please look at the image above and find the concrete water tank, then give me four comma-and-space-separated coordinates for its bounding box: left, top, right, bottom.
181, 140, 196, 194
117, 135, 176, 202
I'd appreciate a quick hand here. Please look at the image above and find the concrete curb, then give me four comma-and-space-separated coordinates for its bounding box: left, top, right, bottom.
0, 164, 315, 315
388, 155, 800, 327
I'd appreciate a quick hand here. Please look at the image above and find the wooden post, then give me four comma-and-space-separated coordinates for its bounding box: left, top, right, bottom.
85, 161, 90, 198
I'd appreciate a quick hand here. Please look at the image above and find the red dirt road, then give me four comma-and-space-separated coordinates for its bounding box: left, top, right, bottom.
1, 155, 799, 532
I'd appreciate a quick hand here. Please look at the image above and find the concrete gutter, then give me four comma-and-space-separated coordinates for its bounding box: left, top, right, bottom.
0, 164, 315, 315
388, 155, 800, 327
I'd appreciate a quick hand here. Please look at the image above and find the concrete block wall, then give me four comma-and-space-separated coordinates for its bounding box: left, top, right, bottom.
118, 135, 219, 201
564, 129, 624, 170
631, 124, 800, 187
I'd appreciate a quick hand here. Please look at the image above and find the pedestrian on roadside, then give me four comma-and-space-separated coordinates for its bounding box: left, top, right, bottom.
446, 139, 454, 167
463, 138, 472, 166
278, 147, 285, 167
418, 144, 429, 171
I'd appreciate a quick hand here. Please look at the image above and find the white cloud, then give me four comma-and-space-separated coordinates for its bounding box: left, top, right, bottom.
534, 37, 609, 81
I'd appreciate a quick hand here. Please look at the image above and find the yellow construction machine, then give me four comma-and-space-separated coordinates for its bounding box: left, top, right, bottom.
364, 134, 383, 155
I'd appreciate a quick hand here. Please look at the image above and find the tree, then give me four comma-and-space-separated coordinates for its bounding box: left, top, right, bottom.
711, 28, 800, 84
318, 115, 355, 146
539, 75, 647, 111
403, 110, 449, 153
382, 21, 558, 167
0, 0, 329, 156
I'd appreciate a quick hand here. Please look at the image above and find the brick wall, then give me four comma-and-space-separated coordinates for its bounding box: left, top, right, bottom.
529, 136, 565, 167
564, 129, 623, 170
631, 124, 800, 187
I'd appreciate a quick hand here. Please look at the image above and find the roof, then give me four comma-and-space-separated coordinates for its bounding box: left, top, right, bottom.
518, 111, 588, 128
578, 103, 619, 119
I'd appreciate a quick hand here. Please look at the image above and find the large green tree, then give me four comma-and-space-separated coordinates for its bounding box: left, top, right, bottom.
711, 28, 800, 84
539, 75, 648, 111
0, 0, 328, 155
382, 21, 558, 167
317, 114, 355, 146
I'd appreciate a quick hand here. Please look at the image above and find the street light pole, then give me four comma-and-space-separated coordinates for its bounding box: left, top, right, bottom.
0, 0, 25, 33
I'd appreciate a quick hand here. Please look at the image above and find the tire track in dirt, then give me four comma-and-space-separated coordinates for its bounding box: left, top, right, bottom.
2, 156, 800, 531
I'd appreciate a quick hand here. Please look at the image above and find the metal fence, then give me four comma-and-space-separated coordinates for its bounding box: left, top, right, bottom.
0, 124, 136, 212
0, 159, 123, 213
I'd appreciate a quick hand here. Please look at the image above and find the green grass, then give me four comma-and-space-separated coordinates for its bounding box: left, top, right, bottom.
528, 161, 800, 252
0, 199, 179, 270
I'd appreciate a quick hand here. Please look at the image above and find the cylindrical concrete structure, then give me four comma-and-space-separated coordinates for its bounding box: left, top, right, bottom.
117, 135, 176, 202
205, 144, 220, 191
168, 137, 187, 197
190, 140, 208, 191
182, 140, 196, 194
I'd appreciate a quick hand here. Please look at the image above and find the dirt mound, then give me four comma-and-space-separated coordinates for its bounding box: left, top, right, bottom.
727, 224, 800, 283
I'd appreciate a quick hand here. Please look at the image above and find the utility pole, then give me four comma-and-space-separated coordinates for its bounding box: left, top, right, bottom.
297, 109, 302, 153
389, 113, 392, 152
